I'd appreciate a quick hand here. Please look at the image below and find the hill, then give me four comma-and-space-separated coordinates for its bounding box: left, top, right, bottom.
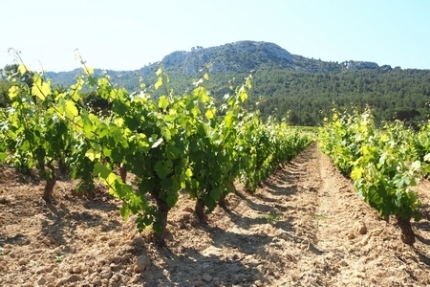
45, 41, 391, 85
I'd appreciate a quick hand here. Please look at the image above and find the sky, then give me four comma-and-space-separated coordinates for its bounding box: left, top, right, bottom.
1, 0, 429, 72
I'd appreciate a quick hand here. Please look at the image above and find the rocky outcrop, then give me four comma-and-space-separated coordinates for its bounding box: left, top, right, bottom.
157, 41, 294, 74
342, 60, 379, 70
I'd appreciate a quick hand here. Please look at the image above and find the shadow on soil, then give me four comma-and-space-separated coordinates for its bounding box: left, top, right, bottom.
0, 233, 30, 245
130, 236, 266, 287
40, 197, 122, 247
130, 147, 319, 287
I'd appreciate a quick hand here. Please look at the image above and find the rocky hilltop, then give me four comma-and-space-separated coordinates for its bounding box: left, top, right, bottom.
137, 41, 390, 75
159, 41, 293, 74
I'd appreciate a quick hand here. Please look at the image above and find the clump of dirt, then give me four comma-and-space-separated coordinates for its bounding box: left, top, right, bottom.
0, 143, 429, 286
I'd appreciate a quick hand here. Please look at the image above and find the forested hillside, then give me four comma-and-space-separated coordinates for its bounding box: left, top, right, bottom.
1, 41, 430, 126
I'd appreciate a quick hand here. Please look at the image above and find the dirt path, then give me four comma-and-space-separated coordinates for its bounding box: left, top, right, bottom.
0, 143, 429, 286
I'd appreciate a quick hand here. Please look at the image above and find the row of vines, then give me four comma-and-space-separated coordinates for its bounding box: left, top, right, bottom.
0, 60, 312, 243
319, 109, 430, 244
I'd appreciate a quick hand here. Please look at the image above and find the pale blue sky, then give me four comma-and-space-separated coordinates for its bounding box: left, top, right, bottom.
1, 0, 429, 72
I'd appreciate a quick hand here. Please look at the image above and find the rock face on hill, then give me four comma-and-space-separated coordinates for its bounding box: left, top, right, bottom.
342, 60, 385, 70
137, 40, 392, 75
159, 41, 294, 74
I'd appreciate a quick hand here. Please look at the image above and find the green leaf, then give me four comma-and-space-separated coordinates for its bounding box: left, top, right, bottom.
8, 86, 20, 100
85, 149, 101, 161
65, 100, 79, 117
154, 77, 163, 90
205, 109, 215, 120
154, 160, 172, 179
93, 162, 111, 179
112, 180, 133, 198
109, 125, 129, 148
17, 64, 28, 75
224, 114, 233, 128
132, 134, 150, 152
351, 167, 363, 180
120, 202, 131, 220
194, 86, 210, 103
31, 76, 51, 100
238, 90, 248, 103
185, 168, 193, 178
85, 66, 94, 75
158, 95, 169, 109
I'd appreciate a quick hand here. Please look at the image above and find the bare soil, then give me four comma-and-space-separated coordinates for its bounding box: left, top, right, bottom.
0, 143, 429, 287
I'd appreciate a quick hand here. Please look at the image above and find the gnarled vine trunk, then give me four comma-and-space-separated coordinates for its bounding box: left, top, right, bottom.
152, 190, 169, 245
43, 178, 56, 202
396, 215, 415, 245
195, 198, 207, 224
218, 193, 228, 210
42, 162, 57, 202
58, 159, 68, 176
218, 182, 237, 210
119, 165, 127, 183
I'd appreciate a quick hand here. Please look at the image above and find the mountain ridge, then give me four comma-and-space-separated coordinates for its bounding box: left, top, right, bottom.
46, 40, 403, 85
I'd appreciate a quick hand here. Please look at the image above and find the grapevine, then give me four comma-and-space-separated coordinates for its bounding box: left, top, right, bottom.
0, 58, 312, 243
320, 109, 422, 244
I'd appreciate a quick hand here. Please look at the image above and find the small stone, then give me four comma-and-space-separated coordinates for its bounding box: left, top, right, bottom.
67, 274, 81, 282
348, 232, 356, 239
100, 268, 112, 279
183, 206, 194, 213
192, 280, 203, 287
36, 276, 47, 285
53, 247, 61, 255
18, 258, 27, 266
108, 239, 119, 247
357, 221, 367, 234
339, 260, 349, 266
397, 265, 406, 271
71, 266, 82, 274
0, 196, 10, 204
42, 238, 52, 246
202, 273, 212, 282
109, 263, 117, 270
90, 275, 102, 285
110, 273, 121, 282
135, 254, 151, 272
45, 264, 56, 273
371, 228, 384, 236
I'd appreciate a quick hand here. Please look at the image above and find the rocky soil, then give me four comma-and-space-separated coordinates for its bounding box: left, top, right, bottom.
0, 143, 429, 286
